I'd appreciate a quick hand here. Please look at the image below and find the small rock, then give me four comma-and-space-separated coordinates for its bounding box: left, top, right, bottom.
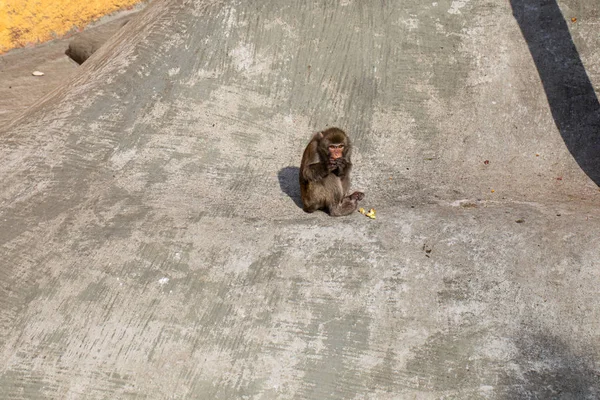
32, 71, 45, 76
158, 277, 170, 285
422, 243, 433, 257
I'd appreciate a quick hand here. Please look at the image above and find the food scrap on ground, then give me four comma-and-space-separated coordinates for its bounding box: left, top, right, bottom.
32, 71, 45, 76
359, 207, 376, 219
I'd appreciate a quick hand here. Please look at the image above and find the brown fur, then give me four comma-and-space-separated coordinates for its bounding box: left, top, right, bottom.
299, 128, 364, 216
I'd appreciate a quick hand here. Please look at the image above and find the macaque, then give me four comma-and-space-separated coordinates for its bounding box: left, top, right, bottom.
299, 127, 364, 216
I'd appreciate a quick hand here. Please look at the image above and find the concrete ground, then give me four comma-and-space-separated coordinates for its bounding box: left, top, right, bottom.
0, 37, 77, 129
0, 8, 142, 128
1, 0, 599, 398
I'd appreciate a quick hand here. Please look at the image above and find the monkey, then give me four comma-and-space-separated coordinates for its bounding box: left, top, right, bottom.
299, 127, 364, 216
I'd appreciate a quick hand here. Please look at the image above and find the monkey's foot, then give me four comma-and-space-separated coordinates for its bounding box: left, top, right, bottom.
350, 191, 364, 201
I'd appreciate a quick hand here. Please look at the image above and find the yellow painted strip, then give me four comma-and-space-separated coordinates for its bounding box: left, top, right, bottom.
0, 0, 142, 53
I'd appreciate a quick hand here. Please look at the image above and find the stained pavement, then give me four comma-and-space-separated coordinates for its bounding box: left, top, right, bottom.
1, 0, 599, 398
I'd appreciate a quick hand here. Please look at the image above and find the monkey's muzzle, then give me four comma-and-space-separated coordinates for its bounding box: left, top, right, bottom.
330, 148, 343, 159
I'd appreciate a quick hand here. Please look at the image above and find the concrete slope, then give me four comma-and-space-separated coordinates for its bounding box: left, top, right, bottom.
1, 0, 599, 398
0, 11, 139, 128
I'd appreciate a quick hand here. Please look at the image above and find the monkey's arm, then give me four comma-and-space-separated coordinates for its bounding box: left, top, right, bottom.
301, 139, 331, 182
303, 162, 330, 181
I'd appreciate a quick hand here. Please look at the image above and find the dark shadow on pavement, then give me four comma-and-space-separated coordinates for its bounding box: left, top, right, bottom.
502, 331, 600, 399
278, 166, 303, 209
511, 0, 600, 186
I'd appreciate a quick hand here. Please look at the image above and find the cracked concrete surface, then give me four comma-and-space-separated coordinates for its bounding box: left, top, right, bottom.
1, 0, 599, 398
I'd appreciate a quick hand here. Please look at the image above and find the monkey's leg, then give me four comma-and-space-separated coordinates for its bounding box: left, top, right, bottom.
328, 192, 364, 216
301, 184, 327, 213
302, 203, 319, 213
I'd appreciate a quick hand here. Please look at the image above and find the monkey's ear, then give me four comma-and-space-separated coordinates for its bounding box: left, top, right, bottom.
313, 131, 324, 141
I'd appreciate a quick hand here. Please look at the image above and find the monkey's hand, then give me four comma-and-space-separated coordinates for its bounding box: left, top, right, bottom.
328, 159, 339, 171
331, 158, 349, 176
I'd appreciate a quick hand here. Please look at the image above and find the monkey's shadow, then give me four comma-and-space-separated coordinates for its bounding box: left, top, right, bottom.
278, 166, 303, 209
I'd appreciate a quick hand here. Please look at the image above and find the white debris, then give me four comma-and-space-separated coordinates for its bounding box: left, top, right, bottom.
32, 71, 45, 76
158, 277, 170, 285
448, 0, 469, 14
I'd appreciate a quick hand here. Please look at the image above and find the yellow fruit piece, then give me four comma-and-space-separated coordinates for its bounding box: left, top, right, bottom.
358, 208, 366, 214
365, 208, 376, 219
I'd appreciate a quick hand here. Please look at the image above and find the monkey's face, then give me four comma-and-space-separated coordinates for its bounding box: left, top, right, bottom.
328, 144, 344, 160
